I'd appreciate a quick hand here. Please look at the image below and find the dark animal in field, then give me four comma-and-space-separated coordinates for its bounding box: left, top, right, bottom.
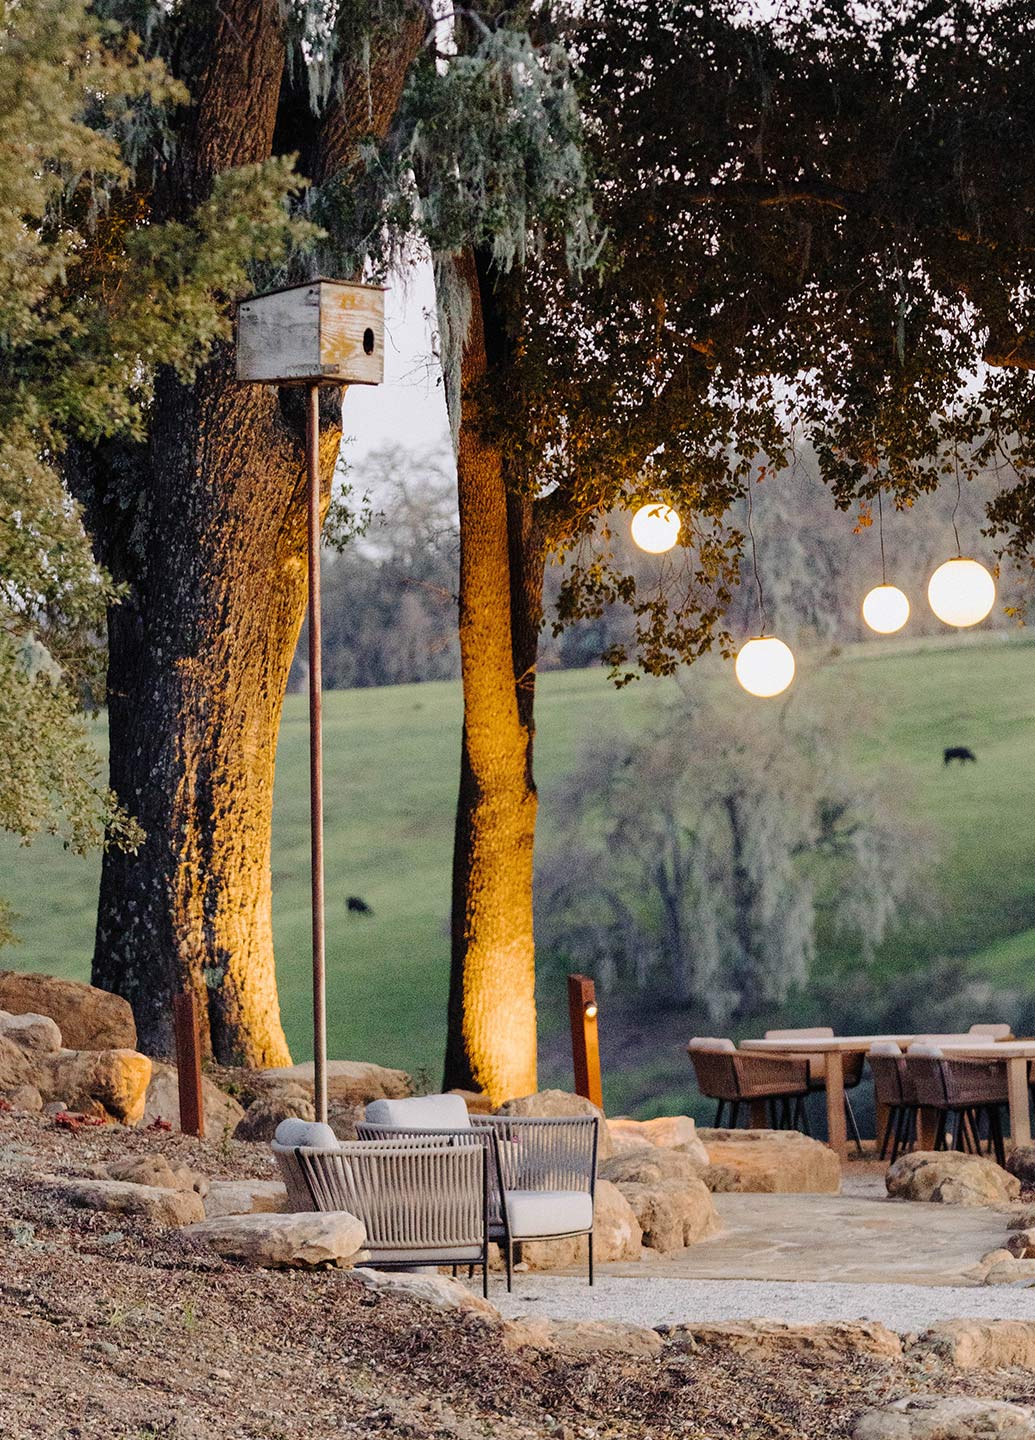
943, 746, 977, 765
347, 896, 373, 916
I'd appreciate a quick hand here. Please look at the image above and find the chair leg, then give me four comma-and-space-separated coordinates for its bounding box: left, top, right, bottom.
799, 1097, 811, 1136
715, 1100, 726, 1128
879, 1106, 897, 1161
891, 1106, 910, 1164
588, 1231, 594, 1288
990, 1107, 1006, 1168
730, 1101, 741, 1129
845, 1095, 864, 1156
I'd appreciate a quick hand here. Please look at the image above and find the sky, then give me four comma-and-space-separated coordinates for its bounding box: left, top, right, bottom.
341, 256, 452, 466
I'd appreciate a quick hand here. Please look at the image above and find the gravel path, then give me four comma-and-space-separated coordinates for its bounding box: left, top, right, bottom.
495, 1275, 1035, 1330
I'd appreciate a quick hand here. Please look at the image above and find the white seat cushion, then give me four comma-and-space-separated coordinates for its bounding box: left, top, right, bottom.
505, 1189, 593, 1239
364, 1094, 472, 1130
273, 1118, 339, 1149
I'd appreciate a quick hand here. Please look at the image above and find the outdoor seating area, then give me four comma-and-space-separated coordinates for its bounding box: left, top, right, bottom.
273, 1094, 599, 1293
687, 1025, 1032, 1165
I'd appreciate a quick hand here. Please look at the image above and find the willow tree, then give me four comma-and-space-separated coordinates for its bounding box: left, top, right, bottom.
419, 0, 1035, 1094
60, 0, 427, 1063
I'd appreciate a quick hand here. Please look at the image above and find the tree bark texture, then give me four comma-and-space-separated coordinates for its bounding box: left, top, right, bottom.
444, 251, 545, 1103
77, 0, 424, 1062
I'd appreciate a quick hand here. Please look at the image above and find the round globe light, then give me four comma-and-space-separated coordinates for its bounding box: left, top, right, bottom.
630, 502, 681, 554
734, 636, 796, 698
862, 584, 910, 635
927, 557, 996, 628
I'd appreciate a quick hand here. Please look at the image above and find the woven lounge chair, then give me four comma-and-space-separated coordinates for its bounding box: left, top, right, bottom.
272, 1132, 492, 1296
687, 1037, 810, 1131
905, 1044, 1009, 1165
358, 1095, 599, 1290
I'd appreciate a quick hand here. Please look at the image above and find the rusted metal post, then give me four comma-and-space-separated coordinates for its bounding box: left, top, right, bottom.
173, 992, 205, 1137
307, 382, 328, 1126
567, 973, 603, 1111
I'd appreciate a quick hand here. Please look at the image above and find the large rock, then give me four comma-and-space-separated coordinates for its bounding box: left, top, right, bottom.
0, 1033, 33, 1091
502, 1318, 663, 1357
1004, 1144, 1035, 1187
494, 1090, 613, 1160
141, 1061, 245, 1137
982, 1258, 1035, 1286
97, 1154, 208, 1196
697, 1129, 842, 1194
670, 1319, 902, 1361
184, 1211, 366, 1269
607, 1116, 709, 1166
1005, 1228, 1035, 1259
601, 1147, 705, 1187
353, 1269, 499, 1321
0, 971, 136, 1051
853, 1396, 1035, 1439
260, 1060, 411, 1109
915, 1321, 1035, 1370
38, 1048, 152, 1124
507, 1179, 642, 1271
886, 1152, 1021, 1207
234, 1094, 315, 1142
203, 1179, 288, 1220
613, 1176, 720, 1253
0, 1012, 62, 1055
45, 1176, 205, 1226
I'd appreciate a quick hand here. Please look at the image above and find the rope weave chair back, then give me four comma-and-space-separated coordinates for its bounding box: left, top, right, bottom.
939, 1056, 1009, 1107
731, 1052, 809, 1096
272, 1140, 486, 1253
686, 1042, 740, 1100
470, 1115, 598, 1195
868, 1046, 905, 1106
904, 1047, 949, 1107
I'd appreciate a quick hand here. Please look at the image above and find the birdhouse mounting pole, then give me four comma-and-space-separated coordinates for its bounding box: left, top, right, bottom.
306, 380, 328, 1125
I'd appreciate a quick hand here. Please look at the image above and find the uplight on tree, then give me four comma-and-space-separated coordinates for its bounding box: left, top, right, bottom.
735, 637, 796, 698
862, 584, 910, 635
630, 502, 681, 554
927, 558, 996, 628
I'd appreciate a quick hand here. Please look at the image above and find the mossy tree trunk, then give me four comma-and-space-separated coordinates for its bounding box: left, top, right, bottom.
72, 0, 424, 1063
444, 250, 546, 1103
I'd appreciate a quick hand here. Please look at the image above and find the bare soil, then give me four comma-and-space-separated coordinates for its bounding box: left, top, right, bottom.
2, 1108, 1034, 1439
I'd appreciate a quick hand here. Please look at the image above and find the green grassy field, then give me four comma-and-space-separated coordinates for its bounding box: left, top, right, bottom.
1, 632, 1033, 1097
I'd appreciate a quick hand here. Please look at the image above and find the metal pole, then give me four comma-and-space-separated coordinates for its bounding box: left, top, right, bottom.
306, 382, 327, 1124
567, 973, 603, 1111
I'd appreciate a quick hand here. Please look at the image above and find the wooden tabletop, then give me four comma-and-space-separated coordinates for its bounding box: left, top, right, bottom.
740, 1035, 1035, 1058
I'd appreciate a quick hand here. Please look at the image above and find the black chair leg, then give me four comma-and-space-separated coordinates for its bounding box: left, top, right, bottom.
845, 1095, 864, 1156
715, 1100, 726, 1128
730, 1101, 741, 1129
879, 1106, 897, 1161
588, 1230, 594, 1287
505, 1238, 513, 1293
990, 1107, 1006, 1167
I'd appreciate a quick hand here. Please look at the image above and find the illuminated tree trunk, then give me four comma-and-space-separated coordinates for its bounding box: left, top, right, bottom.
74, 0, 424, 1062
444, 251, 542, 1103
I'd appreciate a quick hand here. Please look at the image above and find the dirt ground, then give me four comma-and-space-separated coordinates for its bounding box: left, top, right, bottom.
2, 1108, 1035, 1440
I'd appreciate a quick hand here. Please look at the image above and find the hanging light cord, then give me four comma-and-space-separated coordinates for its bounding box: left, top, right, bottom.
877, 487, 888, 586
746, 477, 767, 636
951, 443, 963, 556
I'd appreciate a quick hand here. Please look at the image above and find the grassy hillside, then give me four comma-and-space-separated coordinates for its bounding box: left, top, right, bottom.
1, 632, 1033, 1098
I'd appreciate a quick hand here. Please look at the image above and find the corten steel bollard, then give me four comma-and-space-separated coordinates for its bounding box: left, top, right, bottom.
567, 973, 603, 1111
237, 280, 385, 1124
173, 992, 205, 1138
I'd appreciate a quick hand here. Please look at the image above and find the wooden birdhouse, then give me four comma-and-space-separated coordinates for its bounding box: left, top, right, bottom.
236, 279, 385, 386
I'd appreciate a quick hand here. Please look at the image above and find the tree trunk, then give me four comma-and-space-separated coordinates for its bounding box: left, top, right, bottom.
78, 0, 425, 1062
443, 251, 543, 1103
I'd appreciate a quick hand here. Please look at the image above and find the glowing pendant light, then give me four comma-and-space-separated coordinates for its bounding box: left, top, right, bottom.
927, 557, 996, 628
735, 635, 796, 697
862, 491, 909, 635
630, 502, 681, 554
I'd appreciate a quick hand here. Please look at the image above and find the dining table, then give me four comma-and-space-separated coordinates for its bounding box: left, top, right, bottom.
739, 1034, 1035, 1162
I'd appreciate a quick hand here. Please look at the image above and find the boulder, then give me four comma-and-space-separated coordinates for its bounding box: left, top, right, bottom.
1007, 1207, 1035, 1230
1005, 1144, 1035, 1187
141, 1062, 245, 1137
502, 1318, 663, 1357
184, 1211, 366, 1269
234, 1094, 315, 1143
494, 1090, 613, 1160
3, 1083, 42, 1112
612, 1176, 720, 1253
507, 1180, 642, 1271
669, 1319, 902, 1361
853, 1396, 1035, 1439
203, 1179, 288, 1219
886, 1152, 1021, 1207
600, 1147, 705, 1187
37, 1049, 152, 1125
45, 1176, 205, 1226
260, 1059, 411, 1109
98, 1154, 208, 1196
353, 1269, 499, 1321
0, 970, 136, 1051
696, 1129, 841, 1194
0, 1034, 33, 1091
607, 1116, 709, 1166
982, 1258, 1035, 1286
0, 1012, 62, 1055
915, 1321, 1035, 1370
447, 1088, 493, 1116
327, 1100, 361, 1141
1005, 1228, 1035, 1259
